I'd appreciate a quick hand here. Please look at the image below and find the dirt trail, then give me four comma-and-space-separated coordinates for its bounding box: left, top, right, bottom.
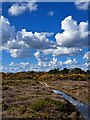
39, 82, 51, 88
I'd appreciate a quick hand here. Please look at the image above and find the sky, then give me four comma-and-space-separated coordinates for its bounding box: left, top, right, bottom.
1, 0, 90, 73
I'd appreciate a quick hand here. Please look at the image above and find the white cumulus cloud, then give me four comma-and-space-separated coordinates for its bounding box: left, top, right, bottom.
27, 2, 38, 11
9, 47, 34, 58
85, 62, 90, 68
8, 2, 38, 16
43, 47, 82, 56
34, 51, 41, 60
9, 61, 15, 66
55, 16, 89, 48
8, 3, 27, 16
1, 15, 89, 68
1, 16, 54, 58
0, 16, 16, 46
63, 58, 78, 65
16, 29, 54, 50
75, 0, 90, 10
49, 57, 59, 67
83, 51, 90, 60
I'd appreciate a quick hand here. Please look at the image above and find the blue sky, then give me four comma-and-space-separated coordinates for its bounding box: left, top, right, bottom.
1, 1, 90, 72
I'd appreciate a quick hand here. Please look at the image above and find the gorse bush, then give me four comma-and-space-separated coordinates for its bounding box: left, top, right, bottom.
1, 68, 89, 81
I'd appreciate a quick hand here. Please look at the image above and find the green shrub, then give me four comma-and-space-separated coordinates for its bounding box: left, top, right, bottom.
31, 98, 63, 111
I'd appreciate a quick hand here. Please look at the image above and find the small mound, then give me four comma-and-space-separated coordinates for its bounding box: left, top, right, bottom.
20, 97, 83, 120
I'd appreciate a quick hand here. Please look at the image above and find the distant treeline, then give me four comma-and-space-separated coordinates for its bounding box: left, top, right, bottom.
48, 68, 90, 74
1, 68, 90, 81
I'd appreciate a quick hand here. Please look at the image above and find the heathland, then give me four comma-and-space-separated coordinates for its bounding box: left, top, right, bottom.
1, 68, 90, 119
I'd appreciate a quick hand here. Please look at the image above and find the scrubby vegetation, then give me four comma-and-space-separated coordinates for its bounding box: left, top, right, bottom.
2, 67, 89, 119
1, 68, 90, 81
30, 97, 80, 119
2, 79, 83, 119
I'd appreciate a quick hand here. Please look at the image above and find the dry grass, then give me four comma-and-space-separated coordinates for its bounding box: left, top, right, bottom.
2, 78, 83, 119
